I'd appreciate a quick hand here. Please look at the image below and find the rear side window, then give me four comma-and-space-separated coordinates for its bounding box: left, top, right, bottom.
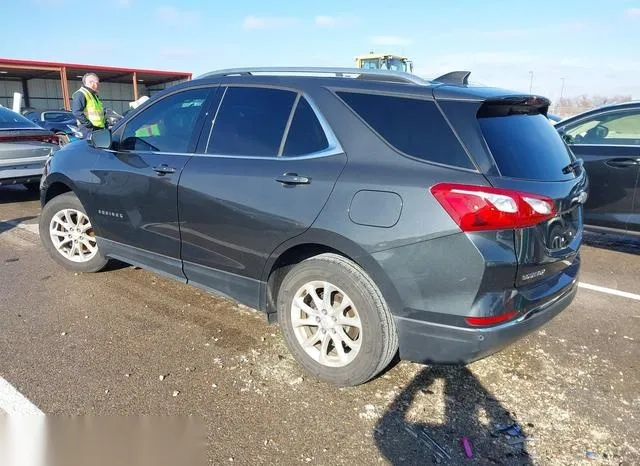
283, 97, 329, 156
207, 87, 297, 157
478, 111, 575, 181
336, 91, 474, 169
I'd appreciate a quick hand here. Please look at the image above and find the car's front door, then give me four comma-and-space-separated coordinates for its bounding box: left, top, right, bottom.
560, 108, 640, 233
177, 85, 347, 307
91, 86, 216, 278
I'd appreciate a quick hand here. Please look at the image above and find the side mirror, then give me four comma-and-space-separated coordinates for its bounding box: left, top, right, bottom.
90, 128, 112, 149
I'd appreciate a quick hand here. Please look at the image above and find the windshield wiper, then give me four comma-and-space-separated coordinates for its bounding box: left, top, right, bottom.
562, 158, 583, 174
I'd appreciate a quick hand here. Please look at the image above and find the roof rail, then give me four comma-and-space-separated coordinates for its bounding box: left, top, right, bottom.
433, 71, 471, 85
195, 67, 430, 86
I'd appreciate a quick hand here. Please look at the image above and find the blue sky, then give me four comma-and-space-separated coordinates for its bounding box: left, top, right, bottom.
2, 0, 640, 99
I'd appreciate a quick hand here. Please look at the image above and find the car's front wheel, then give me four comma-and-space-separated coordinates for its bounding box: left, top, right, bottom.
277, 253, 398, 386
39, 192, 109, 273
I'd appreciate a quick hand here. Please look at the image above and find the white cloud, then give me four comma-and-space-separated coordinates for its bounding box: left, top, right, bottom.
370, 35, 413, 46
155, 6, 200, 24
314, 15, 354, 28
625, 7, 640, 17
242, 15, 300, 30
118, 0, 130, 5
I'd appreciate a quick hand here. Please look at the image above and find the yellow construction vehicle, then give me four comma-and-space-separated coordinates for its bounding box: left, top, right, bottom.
355, 52, 414, 73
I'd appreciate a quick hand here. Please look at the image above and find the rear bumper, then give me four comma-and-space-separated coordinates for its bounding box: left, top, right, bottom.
395, 280, 578, 365
0, 172, 43, 186
0, 162, 46, 185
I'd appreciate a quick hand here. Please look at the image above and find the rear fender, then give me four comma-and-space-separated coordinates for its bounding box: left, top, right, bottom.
260, 228, 404, 318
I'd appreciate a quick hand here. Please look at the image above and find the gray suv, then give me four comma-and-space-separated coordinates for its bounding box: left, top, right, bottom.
38, 68, 588, 386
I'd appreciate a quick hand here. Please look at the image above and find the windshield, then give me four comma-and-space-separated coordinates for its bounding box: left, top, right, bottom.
360, 58, 380, 70
385, 58, 407, 72
43, 111, 75, 123
0, 107, 40, 129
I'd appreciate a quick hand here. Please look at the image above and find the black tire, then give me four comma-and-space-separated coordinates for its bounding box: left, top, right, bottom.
277, 253, 398, 386
39, 192, 109, 273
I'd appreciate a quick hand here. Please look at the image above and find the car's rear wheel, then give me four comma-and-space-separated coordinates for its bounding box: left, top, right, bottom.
39, 192, 109, 273
277, 253, 398, 386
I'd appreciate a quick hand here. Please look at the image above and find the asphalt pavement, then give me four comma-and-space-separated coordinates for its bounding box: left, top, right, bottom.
0, 185, 638, 465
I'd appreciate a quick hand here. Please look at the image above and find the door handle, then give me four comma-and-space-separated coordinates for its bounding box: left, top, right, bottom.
605, 158, 640, 168
152, 164, 176, 175
275, 173, 310, 185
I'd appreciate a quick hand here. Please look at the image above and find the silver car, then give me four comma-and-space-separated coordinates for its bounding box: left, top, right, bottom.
0, 106, 59, 191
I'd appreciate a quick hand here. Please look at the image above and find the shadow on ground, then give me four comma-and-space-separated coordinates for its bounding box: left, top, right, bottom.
0, 185, 40, 205
374, 366, 533, 465
583, 231, 640, 256
0, 215, 38, 234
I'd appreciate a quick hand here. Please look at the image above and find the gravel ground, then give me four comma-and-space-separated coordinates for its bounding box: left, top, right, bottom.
0, 185, 638, 465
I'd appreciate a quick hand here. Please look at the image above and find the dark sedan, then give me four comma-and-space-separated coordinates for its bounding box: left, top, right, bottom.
555, 101, 640, 236
23, 110, 78, 134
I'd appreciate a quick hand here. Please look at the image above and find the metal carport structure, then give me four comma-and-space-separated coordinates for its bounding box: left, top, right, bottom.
0, 58, 192, 113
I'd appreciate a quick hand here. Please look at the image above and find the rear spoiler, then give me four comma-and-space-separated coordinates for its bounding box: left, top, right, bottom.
477, 96, 551, 117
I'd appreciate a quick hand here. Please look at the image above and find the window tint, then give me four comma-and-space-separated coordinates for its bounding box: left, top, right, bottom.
0, 107, 39, 129
283, 97, 329, 156
43, 112, 74, 122
564, 110, 640, 146
207, 87, 297, 156
479, 113, 575, 181
336, 91, 473, 169
120, 87, 210, 153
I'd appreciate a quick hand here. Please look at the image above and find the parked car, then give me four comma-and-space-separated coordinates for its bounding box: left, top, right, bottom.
38, 67, 587, 386
555, 101, 640, 236
24, 109, 77, 132
0, 106, 59, 191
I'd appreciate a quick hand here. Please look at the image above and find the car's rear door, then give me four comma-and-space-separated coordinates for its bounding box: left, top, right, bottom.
558, 107, 640, 233
177, 85, 347, 307
91, 85, 216, 279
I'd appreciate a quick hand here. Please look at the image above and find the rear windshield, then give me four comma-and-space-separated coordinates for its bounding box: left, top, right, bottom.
479, 113, 575, 181
0, 107, 40, 129
43, 112, 74, 122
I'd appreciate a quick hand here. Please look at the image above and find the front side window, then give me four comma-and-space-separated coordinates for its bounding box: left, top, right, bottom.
120, 87, 210, 153
206, 87, 297, 157
563, 109, 640, 146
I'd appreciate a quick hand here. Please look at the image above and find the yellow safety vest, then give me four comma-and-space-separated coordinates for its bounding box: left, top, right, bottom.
75, 87, 105, 128
135, 123, 161, 138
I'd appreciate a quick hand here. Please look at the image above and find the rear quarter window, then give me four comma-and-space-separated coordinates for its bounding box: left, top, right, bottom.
335, 91, 474, 169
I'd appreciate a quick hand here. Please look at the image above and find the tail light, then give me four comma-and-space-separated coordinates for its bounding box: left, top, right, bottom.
465, 310, 518, 327
430, 183, 557, 232
0, 134, 60, 145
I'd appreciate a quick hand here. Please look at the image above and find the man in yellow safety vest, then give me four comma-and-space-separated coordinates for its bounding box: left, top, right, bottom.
72, 73, 106, 138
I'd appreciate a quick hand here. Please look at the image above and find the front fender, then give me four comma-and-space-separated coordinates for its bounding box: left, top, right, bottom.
41, 142, 102, 214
